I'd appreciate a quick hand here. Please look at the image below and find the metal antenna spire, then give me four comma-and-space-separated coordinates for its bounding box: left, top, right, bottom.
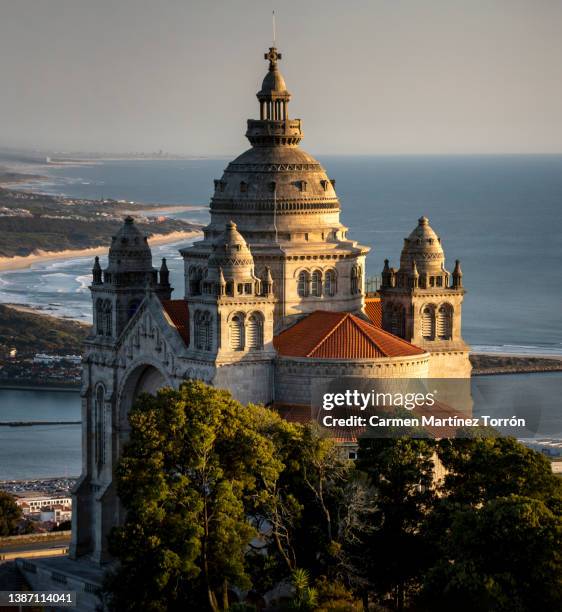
272, 10, 276, 46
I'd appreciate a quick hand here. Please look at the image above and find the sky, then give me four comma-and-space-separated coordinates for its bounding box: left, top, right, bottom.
1, 0, 562, 156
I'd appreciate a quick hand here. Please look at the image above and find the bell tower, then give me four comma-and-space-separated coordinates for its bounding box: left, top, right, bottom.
379, 216, 470, 377
90, 217, 172, 341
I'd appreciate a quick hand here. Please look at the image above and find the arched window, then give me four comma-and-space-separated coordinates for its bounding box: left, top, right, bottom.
96, 299, 104, 335
229, 314, 244, 351
297, 271, 310, 297
324, 269, 336, 297
246, 312, 264, 350
311, 270, 322, 297
189, 266, 203, 296
195, 311, 212, 351
422, 305, 436, 340
94, 385, 106, 472
351, 265, 362, 295
437, 304, 453, 340
103, 300, 112, 336
390, 304, 405, 338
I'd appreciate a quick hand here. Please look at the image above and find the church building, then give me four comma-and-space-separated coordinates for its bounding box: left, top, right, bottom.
70, 46, 471, 565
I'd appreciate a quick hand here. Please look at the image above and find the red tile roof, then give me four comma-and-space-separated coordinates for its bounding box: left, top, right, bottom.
274, 310, 425, 359
364, 297, 382, 327
161, 300, 189, 344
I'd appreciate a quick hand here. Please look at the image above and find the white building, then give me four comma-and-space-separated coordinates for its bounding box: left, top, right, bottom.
18, 44, 471, 608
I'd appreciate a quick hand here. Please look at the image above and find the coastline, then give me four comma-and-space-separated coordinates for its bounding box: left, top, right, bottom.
0, 383, 80, 392
0, 229, 201, 272
470, 353, 562, 376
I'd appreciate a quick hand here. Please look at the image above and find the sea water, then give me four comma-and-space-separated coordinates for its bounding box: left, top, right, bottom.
0, 389, 81, 480
1, 155, 561, 354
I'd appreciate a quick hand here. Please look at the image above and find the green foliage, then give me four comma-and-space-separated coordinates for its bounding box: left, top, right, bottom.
314, 575, 362, 611
104, 381, 284, 612
256, 422, 351, 578
348, 436, 437, 609
419, 495, 562, 611
0, 490, 22, 536
437, 436, 562, 508
288, 568, 318, 611
416, 436, 562, 611
0, 304, 89, 356
103, 380, 562, 611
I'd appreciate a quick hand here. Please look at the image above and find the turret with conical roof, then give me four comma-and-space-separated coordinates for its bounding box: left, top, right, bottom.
205, 221, 259, 296
379, 216, 470, 377
397, 216, 448, 289
89, 217, 172, 339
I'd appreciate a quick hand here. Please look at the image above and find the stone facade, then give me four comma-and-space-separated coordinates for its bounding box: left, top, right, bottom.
275, 354, 431, 406
69, 45, 471, 568
379, 216, 471, 378
181, 46, 368, 331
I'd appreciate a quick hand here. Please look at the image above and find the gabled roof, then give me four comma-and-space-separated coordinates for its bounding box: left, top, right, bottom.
364, 297, 382, 327
273, 310, 425, 359
161, 300, 189, 344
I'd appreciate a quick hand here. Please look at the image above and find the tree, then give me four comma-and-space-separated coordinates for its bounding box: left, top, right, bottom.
349, 434, 437, 610
417, 436, 562, 611
255, 423, 351, 580
436, 436, 562, 509
104, 381, 283, 612
418, 495, 562, 611
0, 491, 21, 536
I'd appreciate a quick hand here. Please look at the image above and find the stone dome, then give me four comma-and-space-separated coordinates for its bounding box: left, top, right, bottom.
107, 216, 154, 272
259, 68, 288, 95
207, 46, 341, 238
399, 216, 446, 275
212, 145, 338, 212
207, 221, 255, 281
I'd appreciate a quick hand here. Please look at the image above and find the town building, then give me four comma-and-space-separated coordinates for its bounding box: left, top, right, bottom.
14, 492, 73, 515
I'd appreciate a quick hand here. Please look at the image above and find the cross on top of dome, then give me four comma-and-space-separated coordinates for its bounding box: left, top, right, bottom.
265, 47, 282, 68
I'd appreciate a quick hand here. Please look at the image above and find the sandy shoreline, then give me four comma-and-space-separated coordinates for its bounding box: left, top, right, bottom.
0, 229, 201, 272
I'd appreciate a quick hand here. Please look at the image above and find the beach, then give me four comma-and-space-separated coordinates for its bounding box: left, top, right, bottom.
0, 229, 201, 273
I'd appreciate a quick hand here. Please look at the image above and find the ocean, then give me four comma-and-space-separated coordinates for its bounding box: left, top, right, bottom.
1, 155, 561, 354
2, 155, 561, 480
0, 389, 81, 480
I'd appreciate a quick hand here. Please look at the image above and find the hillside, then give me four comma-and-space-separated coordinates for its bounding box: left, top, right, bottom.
0, 304, 89, 356
0, 187, 200, 258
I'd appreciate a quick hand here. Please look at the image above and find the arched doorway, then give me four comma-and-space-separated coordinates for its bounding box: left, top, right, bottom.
118, 363, 169, 438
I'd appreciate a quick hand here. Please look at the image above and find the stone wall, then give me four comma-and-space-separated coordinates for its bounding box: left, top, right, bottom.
275, 354, 431, 405
213, 360, 274, 406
